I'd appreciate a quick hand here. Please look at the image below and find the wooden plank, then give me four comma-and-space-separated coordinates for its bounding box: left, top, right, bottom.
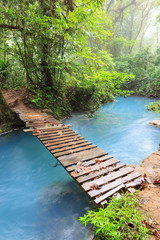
27, 120, 61, 125
76, 161, 124, 183
81, 167, 134, 191
88, 172, 141, 198
53, 144, 97, 158
33, 124, 72, 131
74, 158, 120, 179
27, 118, 60, 122
58, 148, 107, 166
27, 120, 61, 124
50, 142, 92, 154
96, 184, 125, 205
33, 128, 69, 135
30, 124, 64, 130
29, 119, 60, 122
66, 155, 113, 172
36, 130, 75, 139
33, 126, 69, 132
26, 122, 60, 127
47, 139, 88, 150
26, 114, 53, 116
38, 131, 77, 139
33, 128, 72, 136
43, 136, 84, 146
125, 177, 143, 188
27, 117, 60, 121
38, 132, 79, 141
34, 129, 73, 137
24, 114, 44, 117
34, 125, 67, 130
27, 119, 61, 123
28, 124, 57, 128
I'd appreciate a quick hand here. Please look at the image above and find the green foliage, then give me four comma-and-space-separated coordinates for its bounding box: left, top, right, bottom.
0, 0, 134, 118
106, 0, 156, 55
147, 101, 160, 113
109, 36, 135, 58
29, 84, 72, 119
0, 0, 135, 119
0, 0, 158, 120
2, 60, 25, 89
0, 59, 9, 86
79, 193, 149, 240
114, 48, 160, 97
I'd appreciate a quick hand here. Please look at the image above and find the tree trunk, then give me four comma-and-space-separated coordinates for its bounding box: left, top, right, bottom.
0, 89, 24, 129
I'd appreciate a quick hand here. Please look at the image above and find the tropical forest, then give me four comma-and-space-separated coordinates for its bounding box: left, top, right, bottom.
0, 0, 160, 240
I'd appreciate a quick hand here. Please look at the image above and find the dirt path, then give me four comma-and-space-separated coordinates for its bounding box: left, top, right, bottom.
2, 89, 44, 118
2, 89, 160, 239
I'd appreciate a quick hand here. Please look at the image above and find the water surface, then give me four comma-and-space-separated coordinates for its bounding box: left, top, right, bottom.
64, 96, 160, 165
0, 131, 93, 240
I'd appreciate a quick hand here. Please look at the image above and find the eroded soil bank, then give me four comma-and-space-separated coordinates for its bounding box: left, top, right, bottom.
132, 151, 160, 239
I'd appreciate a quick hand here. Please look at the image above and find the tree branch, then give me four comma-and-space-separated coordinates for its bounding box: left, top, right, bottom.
114, 0, 136, 23
106, 0, 114, 12
0, 24, 22, 31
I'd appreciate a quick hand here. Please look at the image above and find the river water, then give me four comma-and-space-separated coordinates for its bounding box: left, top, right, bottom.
64, 96, 160, 165
0, 96, 160, 240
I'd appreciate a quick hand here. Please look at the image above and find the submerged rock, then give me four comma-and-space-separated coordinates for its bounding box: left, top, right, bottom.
149, 120, 160, 127
0, 88, 25, 131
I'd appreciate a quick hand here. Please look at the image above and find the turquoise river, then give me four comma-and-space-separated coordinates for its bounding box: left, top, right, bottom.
0, 96, 160, 240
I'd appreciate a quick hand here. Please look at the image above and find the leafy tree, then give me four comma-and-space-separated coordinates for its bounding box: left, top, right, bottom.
114, 47, 160, 97
0, 0, 132, 119
104, 0, 156, 56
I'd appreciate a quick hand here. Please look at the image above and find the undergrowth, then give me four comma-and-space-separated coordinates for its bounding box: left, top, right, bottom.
79, 192, 149, 240
147, 101, 160, 113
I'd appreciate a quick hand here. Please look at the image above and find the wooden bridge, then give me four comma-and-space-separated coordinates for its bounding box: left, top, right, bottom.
21, 110, 142, 206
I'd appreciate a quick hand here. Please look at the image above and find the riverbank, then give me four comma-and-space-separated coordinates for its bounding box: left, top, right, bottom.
1, 90, 160, 239
131, 151, 160, 239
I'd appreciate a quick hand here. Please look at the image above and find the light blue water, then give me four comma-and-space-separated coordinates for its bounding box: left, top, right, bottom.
0, 131, 93, 240
0, 96, 160, 240
64, 96, 160, 165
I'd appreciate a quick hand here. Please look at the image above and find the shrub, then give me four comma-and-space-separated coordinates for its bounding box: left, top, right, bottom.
146, 101, 160, 113
79, 193, 149, 240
